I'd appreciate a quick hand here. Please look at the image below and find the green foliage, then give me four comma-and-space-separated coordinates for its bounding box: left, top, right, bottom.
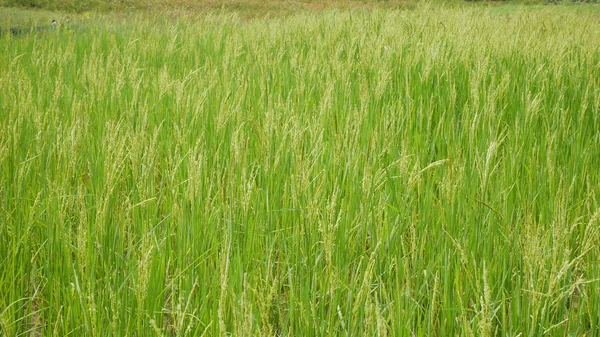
2, 0, 138, 12
0, 7, 62, 29
1, 4, 599, 336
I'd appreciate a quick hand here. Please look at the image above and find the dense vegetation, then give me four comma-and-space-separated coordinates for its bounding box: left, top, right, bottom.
3, 0, 404, 14
1, 4, 599, 336
1, 0, 136, 12
3, 0, 595, 14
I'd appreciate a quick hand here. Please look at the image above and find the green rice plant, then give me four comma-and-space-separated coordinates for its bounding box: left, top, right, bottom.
1, 3, 599, 336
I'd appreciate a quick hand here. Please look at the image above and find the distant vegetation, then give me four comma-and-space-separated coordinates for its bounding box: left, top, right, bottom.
2, 0, 378, 12
1, 3, 600, 337
1, 0, 138, 11
2, 0, 593, 13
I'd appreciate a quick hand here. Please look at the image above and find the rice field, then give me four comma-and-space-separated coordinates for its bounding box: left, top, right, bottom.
1, 4, 599, 336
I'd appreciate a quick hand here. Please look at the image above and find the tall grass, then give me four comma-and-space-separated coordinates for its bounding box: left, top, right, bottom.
1, 4, 599, 336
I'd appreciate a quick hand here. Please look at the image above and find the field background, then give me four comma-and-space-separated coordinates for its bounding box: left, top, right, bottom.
1, 1, 600, 336
2, 0, 434, 20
